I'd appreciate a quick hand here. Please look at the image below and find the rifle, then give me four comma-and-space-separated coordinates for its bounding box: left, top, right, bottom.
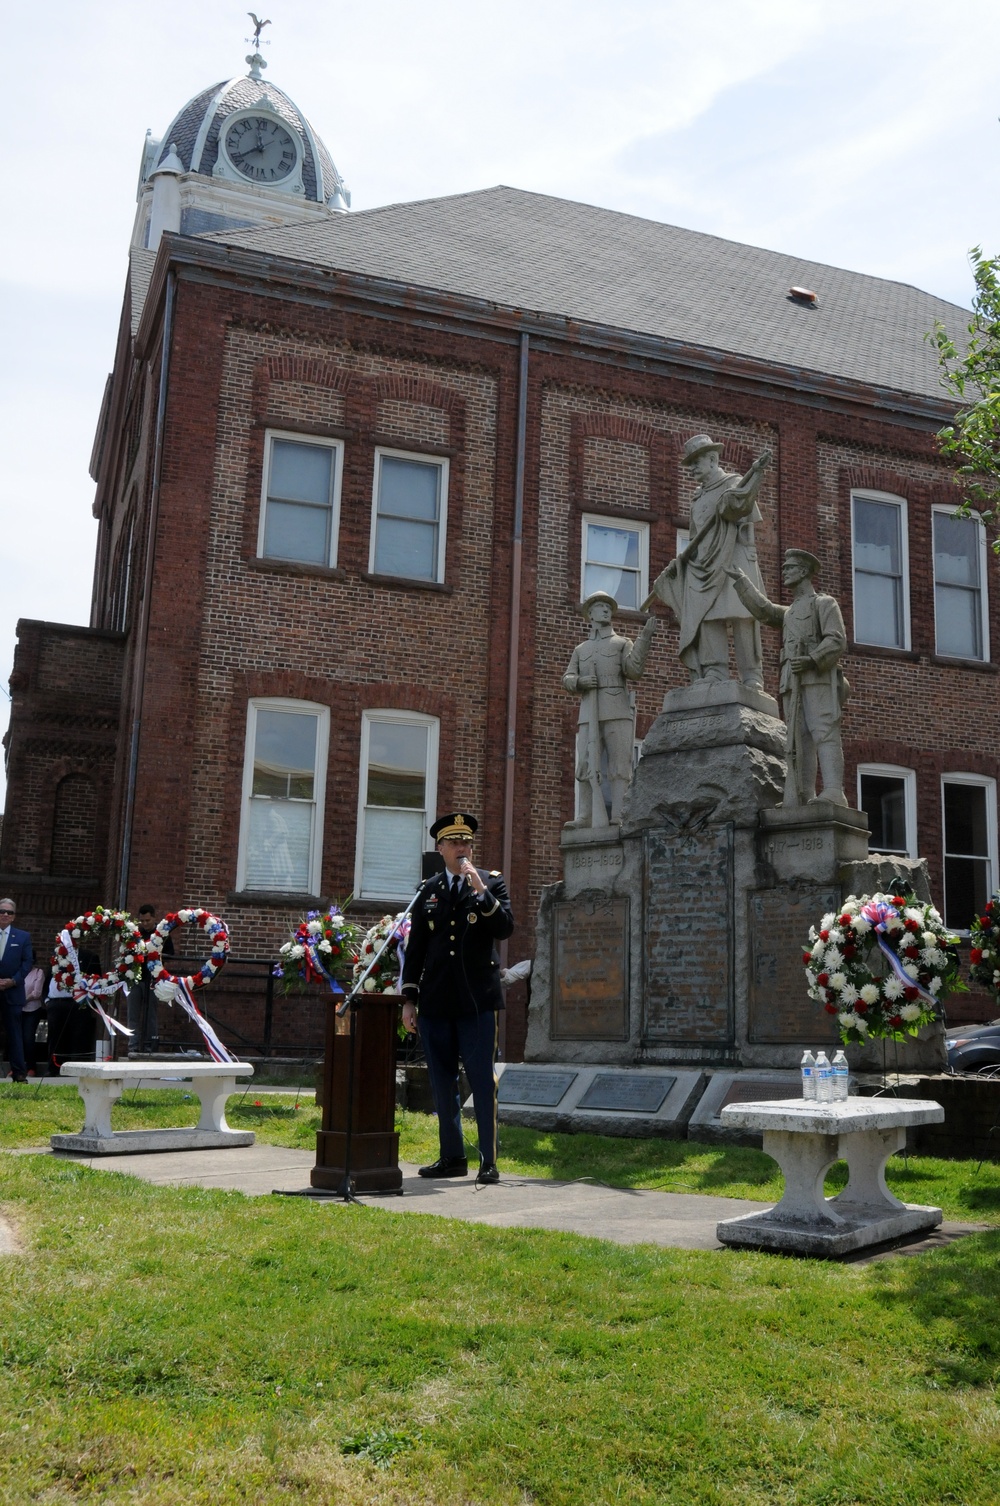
584, 682, 608, 828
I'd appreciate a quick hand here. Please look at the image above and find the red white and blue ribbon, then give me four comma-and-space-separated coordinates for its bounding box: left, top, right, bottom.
859, 900, 938, 1008
170, 978, 237, 1064
58, 928, 134, 1039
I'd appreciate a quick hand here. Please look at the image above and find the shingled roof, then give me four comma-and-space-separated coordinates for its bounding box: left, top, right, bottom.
199, 185, 967, 402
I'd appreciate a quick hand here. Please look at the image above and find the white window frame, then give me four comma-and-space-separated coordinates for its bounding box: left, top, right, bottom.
850, 489, 911, 651
354, 709, 440, 902
236, 697, 330, 895
369, 447, 449, 583
856, 763, 917, 858
941, 773, 998, 932
257, 429, 345, 568
932, 505, 990, 662
579, 514, 650, 611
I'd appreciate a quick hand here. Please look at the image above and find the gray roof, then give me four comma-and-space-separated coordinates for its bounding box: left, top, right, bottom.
201, 185, 967, 401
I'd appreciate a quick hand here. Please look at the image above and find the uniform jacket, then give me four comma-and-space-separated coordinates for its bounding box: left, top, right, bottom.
562, 624, 653, 725
0, 927, 34, 1010
401, 868, 515, 1020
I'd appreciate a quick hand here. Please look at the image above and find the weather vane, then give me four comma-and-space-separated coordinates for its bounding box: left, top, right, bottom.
247, 13, 271, 49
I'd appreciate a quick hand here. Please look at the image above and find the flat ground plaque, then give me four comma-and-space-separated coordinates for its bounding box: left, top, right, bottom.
643, 826, 734, 1042
552, 897, 629, 1040
720, 1078, 803, 1110
498, 1069, 578, 1107
578, 1073, 676, 1113
749, 886, 841, 1044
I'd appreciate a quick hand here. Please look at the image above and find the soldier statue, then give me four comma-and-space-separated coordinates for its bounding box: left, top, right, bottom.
645, 434, 771, 688
563, 591, 656, 827
727, 549, 850, 807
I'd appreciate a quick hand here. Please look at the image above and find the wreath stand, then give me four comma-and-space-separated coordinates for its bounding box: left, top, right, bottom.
311, 889, 423, 1199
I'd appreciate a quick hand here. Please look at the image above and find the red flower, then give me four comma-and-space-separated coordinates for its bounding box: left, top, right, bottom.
904, 947, 919, 960
904, 918, 920, 933
971, 948, 983, 964
817, 972, 829, 986
819, 929, 829, 942
892, 896, 905, 906
844, 946, 857, 959
824, 1003, 837, 1014
889, 1014, 903, 1027
903, 986, 919, 1001
855, 1001, 868, 1014
839, 913, 851, 926
981, 917, 992, 930
802, 952, 812, 964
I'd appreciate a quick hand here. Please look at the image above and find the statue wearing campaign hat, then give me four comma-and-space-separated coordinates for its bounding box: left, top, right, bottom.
727, 549, 850, 807
645, 434, 771, 688
562, 591, 656, 827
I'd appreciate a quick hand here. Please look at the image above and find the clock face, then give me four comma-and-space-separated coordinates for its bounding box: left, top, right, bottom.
224, 115, 298, 184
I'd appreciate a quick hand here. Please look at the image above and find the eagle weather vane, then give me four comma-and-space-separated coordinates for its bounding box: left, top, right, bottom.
247, 13, 271, 49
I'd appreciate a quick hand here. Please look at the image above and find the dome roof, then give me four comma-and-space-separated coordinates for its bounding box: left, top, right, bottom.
147, 72, 348, 208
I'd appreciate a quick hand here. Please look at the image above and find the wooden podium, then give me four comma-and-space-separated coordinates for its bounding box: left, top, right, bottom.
311, 992, 402, 1193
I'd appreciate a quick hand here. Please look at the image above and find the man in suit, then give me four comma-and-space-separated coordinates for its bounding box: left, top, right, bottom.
401, 812, 514, 1185
0, 899, 35, 1083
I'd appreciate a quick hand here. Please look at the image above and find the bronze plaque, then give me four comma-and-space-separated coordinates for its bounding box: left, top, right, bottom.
552, 896, 629, 1040
578, 1073, 675, 1113
643, 825, 734, 1043
748, 885, 841, 1045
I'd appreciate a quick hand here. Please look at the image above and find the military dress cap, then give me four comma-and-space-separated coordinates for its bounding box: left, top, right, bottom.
784, 547, 821, 577
680, 433, 721, 466
430, 811, 479, 842
579, 590, 618, 616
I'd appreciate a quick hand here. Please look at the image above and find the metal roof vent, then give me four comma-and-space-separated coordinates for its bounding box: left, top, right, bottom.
789, 285, 818, 306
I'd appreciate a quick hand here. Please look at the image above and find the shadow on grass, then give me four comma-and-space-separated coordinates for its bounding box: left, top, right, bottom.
867, 1229, 1000, 1388
498, 1126, 781, 1194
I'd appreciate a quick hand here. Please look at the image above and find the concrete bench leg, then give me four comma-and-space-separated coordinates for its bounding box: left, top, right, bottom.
191, 1076, 239, 1132
761, 1129, 845, 1226
77, 1077, 124, 1139
831, 1125, 907, 1215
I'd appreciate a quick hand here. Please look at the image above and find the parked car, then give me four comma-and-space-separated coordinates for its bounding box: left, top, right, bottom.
946, 1021, 1000, 1072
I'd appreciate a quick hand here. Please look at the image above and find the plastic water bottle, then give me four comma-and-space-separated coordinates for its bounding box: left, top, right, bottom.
800, 1050, 816, 1099
814, 1050, 833, 1102
832, 1050, 850, 1101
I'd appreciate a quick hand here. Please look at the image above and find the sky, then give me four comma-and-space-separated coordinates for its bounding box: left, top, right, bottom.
2, 0, 999, 806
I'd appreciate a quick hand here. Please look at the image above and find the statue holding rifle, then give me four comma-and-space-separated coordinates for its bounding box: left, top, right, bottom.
644, 433, 771, 688
726, 549, 850, 807
563, 592, 656, 828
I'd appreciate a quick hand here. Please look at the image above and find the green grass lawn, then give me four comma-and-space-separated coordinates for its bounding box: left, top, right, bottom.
1, 1085, 999, 1502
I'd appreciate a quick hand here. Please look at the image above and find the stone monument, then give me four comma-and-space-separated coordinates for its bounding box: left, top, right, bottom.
521, 437, 945, 1106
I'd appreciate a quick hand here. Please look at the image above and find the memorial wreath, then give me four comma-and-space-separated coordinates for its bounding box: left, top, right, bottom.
273, 904, 363, 995
144, 908, 235, 1063
51, 906, 148, 1039
803, 889, 963, 1045
969, 895, 1000, 996
352, 913, 411, 996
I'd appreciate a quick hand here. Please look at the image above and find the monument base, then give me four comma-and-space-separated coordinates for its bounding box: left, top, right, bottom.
493, 1062, 705, 1139
716, 1202, 942, 1258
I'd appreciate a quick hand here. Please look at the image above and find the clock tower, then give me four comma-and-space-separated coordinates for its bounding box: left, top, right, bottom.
132, 41, 350, 252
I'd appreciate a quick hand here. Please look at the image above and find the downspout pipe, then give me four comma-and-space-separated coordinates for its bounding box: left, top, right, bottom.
501, 332, 529, 897
117, 268, 176, 906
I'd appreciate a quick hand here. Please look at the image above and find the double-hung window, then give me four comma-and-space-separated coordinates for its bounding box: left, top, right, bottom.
857, 764, 916, 858
356, 711, 439, 900
580, 515, 649, 610
851, 491, 910, 649
370, 449, 448, 583
942, 776, 997, 930
933, 507, 988, 661
258, 432, 343, 567
237, 699, 329, 894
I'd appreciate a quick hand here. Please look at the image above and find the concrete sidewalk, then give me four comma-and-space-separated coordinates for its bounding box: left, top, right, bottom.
26, 1142, 988, 1258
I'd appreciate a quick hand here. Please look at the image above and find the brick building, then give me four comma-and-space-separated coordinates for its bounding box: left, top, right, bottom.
3, 57, 996, 1056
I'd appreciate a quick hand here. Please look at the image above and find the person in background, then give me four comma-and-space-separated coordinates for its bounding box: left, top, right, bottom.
21, 959, 47, 1077
129, 904, 172, 1053
47, 948, 99, 1073
0, 899, 34, 1083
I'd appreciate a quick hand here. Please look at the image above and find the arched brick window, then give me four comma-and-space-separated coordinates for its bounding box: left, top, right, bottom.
50, 775, 98, 877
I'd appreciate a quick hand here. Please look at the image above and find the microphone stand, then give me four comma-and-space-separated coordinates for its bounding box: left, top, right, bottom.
333, 879, 427, 1202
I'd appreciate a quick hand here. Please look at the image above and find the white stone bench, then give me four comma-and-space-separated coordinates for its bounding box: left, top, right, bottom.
51, 1061, 256, 1155
715, 1096, 944, 1257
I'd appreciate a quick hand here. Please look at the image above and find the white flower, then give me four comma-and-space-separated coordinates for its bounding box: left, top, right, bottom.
363, 977, 377, 991
829, 972, 847, 992
820, 912, 836, 931
290, 944, 305, 959
928, 908, 944, 926
318, 940, 332, 953
824, 947, 844, 969
808, 926, 818, 943
902, 962, 919, 980
885, 915, 904, 932
884, 977, 904, 1000
811, 940, 825, 961
900, 1003, 921, 1022
72, 928, 81, 939
839, 1012, 858, 1031
307, 921, 323, 935
853, 916, 871, 935
904, 907, 924, 923
178, 909, 193, 924
840, 983, 859, 1004
930, 976, 943, 994
920, 947, 943, 968
922, 932, 938, 949
860, 984, 879, 1005
827, 928, 844, 946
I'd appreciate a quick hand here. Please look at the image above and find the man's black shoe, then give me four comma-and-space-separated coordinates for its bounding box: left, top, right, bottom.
477, 1163, 500, 1185
11, 1074, 28, 1084
418, 1156, 468, 1178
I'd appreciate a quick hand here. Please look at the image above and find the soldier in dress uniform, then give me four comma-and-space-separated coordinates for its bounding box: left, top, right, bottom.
563, 592, 656, 826
400, 812, 514, 1184
727, 549, 850, 806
